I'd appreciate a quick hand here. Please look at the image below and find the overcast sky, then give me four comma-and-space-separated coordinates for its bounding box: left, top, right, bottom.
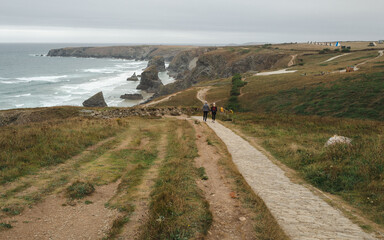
0, 0, 383, 44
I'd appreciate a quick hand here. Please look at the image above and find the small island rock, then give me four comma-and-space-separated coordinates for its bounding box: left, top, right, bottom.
82, 91, 108, 107
120, 93, 143, 100
127, 72, 139, 81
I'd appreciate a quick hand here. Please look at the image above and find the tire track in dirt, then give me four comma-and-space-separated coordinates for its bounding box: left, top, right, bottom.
117, 134, 167, 239
0, 133, 134, 240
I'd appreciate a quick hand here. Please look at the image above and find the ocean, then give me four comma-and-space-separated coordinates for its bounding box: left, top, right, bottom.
0, 43, 175, 110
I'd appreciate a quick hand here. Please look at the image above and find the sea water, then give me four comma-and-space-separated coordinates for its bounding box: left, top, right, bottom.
0, 43, 175, 110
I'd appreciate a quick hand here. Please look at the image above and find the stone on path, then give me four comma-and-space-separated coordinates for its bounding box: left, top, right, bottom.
194, 117, 375, 240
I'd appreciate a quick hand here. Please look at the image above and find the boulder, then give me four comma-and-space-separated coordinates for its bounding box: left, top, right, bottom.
325, 135, 352, 147
82, 92, 108, 107
147, 56, 166, 72
136, 66, 163, 93
127, 72, 139, 81
120, 93, 143, 100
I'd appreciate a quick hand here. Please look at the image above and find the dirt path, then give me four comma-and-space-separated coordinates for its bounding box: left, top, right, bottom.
288, 54, 297, 67
142, 91, 181, 107
196, 87, 212, 103
322, 53, 351, 63
334, 50, 383, 73
255, 68, 297, 76
190, 119, 256, 239
117, 134, 167, 239
194, 117, 376, 240
1, 182, 121, 240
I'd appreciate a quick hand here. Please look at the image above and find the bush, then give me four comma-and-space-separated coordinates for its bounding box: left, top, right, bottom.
66, 181, 95, 199
227, 74, 246, 111
341, 48, 351, 53
319, 48, 332, 54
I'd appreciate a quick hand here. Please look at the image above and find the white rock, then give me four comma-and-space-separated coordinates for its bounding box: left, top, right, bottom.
325, 135, 352, 147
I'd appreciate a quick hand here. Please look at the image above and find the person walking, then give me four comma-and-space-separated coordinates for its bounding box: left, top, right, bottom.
202, 101, 210, 122
211, 102, 217, 123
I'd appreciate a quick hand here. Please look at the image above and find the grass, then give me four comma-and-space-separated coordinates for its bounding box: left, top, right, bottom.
0, 222, 13, 230
256, 72, 384, 121
155, 88, 201, 107
0, 117, 126, 183
228, 112, 384, 225
140, 120, 212, 239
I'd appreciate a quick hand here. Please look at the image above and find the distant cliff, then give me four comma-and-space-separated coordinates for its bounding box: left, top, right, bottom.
47, 45, 197, 62
156, 47, 290, 96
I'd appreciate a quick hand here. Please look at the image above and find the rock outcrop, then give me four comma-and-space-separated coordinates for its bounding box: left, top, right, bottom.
167, 47, 217, 78
82, 92, 108, 107
80, 107, 200, 118
127, 72, 139, 81
120, 93, 143, 100
147, 56, 166, 71
136, 66, 163, 93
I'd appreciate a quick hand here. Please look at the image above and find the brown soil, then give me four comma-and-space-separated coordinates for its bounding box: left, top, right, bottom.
190, 119, 256, 239
0, 181, 121, 240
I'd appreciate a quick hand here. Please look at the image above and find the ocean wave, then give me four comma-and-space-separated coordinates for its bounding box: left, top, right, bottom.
16, 75, 68, 83
12, 93, 31, 98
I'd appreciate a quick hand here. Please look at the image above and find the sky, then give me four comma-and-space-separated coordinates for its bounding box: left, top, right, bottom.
0, 0, 383, 44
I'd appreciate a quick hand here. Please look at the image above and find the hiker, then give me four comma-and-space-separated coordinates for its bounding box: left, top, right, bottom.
202, 101, 210, 122
211, 103, 217, 123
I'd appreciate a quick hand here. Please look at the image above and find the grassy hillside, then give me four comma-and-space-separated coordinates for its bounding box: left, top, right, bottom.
256, 71, 384, 120
222, 113, 384, 225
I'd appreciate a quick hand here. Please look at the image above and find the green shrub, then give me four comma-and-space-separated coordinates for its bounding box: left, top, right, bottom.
66, 181, 95, 199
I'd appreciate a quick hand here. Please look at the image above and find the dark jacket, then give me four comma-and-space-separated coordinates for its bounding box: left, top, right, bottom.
211, 106, 217, 113
202, 103, 210, 112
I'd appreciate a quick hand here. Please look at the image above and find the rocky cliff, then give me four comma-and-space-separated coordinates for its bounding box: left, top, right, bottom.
147, 56, 166, 71
155, 48, 290, 97
48, 45, 197, 62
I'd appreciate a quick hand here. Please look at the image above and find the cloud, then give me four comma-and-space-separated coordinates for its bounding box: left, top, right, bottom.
0, 0, 383, 43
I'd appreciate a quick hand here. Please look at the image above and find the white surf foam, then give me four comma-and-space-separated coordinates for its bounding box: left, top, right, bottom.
16, 75, 68, 83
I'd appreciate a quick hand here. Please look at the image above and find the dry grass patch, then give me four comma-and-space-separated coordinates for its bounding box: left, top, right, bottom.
155, 88, 201, 107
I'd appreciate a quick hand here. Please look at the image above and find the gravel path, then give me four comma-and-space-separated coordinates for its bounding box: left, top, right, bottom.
195, 117, 375, 240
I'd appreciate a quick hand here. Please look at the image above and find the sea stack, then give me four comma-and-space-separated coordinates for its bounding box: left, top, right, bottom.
82, 91, 108, 107
136, 66, 163, 93
147, 56, 166, 72
127, 72, 139, 81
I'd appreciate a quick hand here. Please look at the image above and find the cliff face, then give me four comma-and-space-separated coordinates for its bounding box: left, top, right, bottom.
156, 49, 290, 97
167, 47, 217, 78
147, 56, 166, 71
47, 45, 197, 61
